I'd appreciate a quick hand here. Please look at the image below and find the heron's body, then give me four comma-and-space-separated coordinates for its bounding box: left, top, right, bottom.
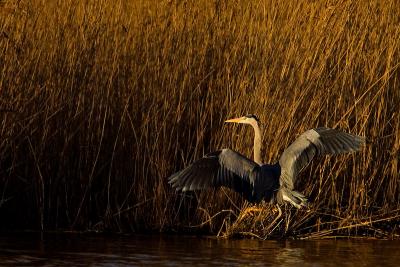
168, 115, 365, 208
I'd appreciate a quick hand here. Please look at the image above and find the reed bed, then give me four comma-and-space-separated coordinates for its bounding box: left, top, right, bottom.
0, 0, 399, 238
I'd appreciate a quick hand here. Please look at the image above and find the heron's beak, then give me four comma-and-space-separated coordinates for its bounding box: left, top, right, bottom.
225, 117, 246, 123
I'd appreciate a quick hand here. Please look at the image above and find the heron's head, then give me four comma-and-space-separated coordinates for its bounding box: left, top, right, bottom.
225, 114, 260, 126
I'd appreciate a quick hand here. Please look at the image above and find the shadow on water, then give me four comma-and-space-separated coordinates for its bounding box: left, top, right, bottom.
0, 232, 399, 266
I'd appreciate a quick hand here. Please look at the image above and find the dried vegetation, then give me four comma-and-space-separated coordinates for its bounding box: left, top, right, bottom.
0, 0, 399, 238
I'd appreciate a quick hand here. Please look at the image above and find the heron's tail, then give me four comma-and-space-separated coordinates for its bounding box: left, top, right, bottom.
279, 188, 308, 209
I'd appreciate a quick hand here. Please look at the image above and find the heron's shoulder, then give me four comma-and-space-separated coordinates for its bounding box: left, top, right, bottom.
295, 128, 321, 142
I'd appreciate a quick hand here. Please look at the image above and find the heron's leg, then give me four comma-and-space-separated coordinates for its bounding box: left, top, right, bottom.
272, 204, 282, 222
264, 204, 282, 236
237, 201, 266, 221
240, 206, 263, 218
271, 205, 278, 213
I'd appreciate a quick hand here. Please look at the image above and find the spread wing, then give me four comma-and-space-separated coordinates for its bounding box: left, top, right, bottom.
279, 127, 365, 190
168, 148, 259, 197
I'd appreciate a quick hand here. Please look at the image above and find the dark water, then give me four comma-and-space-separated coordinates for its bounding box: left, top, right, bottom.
0, 233, 399, 266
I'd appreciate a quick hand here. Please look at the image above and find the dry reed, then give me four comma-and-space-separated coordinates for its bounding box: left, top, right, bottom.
0, 0, 399, 238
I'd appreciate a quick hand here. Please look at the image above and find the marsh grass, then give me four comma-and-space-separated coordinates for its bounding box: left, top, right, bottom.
0, 0, 399, 238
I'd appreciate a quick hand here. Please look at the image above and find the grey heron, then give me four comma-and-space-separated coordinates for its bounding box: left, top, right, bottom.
168, 114, 365, 208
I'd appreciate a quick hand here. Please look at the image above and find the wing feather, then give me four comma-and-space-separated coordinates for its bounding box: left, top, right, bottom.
279, 127, 365, 190
168, 148, 258, 197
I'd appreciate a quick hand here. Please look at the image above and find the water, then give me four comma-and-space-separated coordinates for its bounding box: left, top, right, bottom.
0, 233, 399, 266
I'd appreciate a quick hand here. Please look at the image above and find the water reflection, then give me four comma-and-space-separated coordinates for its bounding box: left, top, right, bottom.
0, 233, 399, 266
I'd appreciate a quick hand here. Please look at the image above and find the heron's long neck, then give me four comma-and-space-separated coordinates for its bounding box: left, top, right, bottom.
252, 122, 262, 165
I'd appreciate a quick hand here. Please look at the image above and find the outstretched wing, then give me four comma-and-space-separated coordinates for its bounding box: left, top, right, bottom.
279, 127, 365, 190
168, 148, 259, 198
